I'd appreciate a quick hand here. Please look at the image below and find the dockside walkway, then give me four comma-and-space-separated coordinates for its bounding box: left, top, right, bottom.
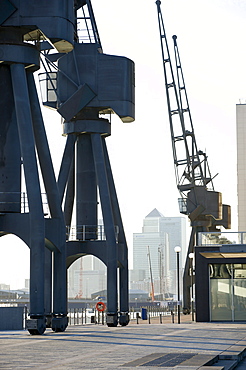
1, 315, 246, 369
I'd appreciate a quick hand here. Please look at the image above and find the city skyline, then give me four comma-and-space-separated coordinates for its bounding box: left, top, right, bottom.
132, 208, 186, 295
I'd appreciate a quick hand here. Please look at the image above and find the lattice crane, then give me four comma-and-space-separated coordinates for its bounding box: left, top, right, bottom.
155, 0, 231, 313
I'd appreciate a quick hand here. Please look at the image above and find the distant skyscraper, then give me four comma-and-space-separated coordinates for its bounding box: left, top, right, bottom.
132, 209, 187, 295
68, 256, 106, 298
0, 283, 10, 290
236, 103, 246, 231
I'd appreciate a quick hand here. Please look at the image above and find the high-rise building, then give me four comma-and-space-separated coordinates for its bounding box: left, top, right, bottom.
0, 283, 10, 290
132, 209, 187, 295
236, 103, 246, 231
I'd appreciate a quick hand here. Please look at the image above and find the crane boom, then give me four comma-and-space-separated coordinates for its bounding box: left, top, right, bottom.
156, 1, 214, 206
172, 35, 215, 192
147, 246, 155, 302
155, 0, 231, 314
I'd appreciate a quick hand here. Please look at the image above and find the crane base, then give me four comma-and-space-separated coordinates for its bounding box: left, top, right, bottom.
26, 317, 46, 335
106, 313, 118, 327
119, 313, 130, 326
51, 316, 68, 332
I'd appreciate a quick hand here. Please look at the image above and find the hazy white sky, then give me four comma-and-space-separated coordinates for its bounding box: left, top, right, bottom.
1, 0, 246, 289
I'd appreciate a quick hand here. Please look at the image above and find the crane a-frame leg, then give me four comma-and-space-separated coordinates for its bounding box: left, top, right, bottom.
0, 59, 68, 334
27, 73, 68, 331
102, 140, 129, 325
64, 119, 129, 326
11, 63, 46, 334
91, 133, 118, 324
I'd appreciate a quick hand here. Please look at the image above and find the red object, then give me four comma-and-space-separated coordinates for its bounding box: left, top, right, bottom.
95, 301, 106, 312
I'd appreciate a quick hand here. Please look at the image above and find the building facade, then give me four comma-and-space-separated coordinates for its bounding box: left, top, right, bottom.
68, 255, 106, 299
236, 103, 246, 231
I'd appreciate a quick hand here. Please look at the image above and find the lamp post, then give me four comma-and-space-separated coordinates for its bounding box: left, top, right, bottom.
174, 246, 181, 324
158, 245, 163, 299
189, 252, 194, 321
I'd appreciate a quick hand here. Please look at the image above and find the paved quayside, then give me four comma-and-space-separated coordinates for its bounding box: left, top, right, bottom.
1, 321, 246, 369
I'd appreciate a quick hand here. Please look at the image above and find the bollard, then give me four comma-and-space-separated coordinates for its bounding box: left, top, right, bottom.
160, 313, 162, 324
148, 314, 151, 324
136, 312, 140, 324
171, 310, 174, 323
24, 306, 28, 330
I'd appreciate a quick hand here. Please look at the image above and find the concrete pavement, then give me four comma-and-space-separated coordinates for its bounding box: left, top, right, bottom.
1, 319, 246, 369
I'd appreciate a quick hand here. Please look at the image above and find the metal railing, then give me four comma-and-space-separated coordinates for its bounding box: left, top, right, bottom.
0, 192, 48, 215
2, 305, 191, 330
38, 72, 57, 109
67, 306, 188, 326
66, 225, 119, 242
130, 305, 194, 324
68, 308, 105, 325
198, 231, 246, 246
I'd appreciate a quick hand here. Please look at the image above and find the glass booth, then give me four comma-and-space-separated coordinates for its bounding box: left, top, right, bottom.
210, 263, 246, 321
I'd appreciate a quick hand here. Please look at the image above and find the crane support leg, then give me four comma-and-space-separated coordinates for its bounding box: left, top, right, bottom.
182, 228, 196, 314
27, 71, 68, 332
52, 249, 68, 332
11, 63, 46, 334
91, 133, 118, 327
44, 248, 52, 327
102, 140, 129, 326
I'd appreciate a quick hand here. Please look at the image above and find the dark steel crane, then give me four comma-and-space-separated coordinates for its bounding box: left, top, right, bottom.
39, 0, 134, 327
155, 0, 231, 313
0, 0, 133, 333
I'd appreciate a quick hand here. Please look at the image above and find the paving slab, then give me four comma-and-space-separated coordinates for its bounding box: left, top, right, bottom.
0, 321, 246, 369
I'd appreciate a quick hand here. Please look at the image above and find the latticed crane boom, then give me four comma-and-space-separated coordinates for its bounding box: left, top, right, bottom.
172, 35, 216, 193
156, 0, 214, 212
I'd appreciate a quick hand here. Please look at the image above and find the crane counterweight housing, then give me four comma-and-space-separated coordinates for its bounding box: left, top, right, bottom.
187, 188, 222, 220
1, 0, 75, 53
38, 43, 135, 125
56, 43, 135, 123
